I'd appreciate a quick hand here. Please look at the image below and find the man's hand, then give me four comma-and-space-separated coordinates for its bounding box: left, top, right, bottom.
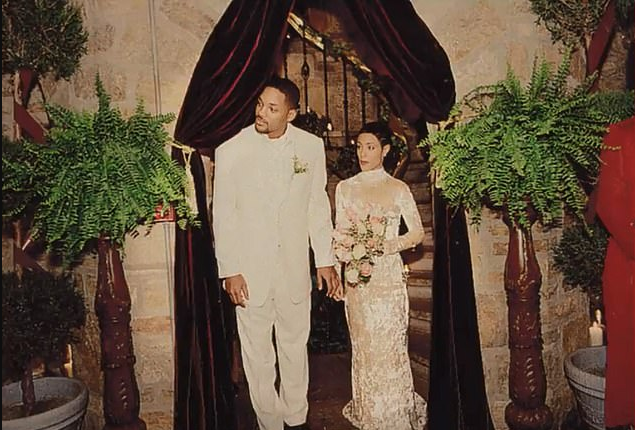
316, 266, 342, 301
224, 274, 249, 307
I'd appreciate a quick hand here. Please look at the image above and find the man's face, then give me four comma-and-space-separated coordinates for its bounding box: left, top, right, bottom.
254, 87, 297, 139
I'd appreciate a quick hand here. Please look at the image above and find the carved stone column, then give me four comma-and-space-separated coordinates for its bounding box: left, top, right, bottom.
95, 237, 146, 430
503, 217, 553, 430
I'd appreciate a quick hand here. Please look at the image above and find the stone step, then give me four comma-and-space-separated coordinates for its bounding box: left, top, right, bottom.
408, 276, 433, 289
409, 296, 432, 322
404, 255, 433, 272
402, 161, 430, 182
409, 182, 431, 204
411, 359, 430, 399
408, 269, 434, 281
408, 322, 431, 362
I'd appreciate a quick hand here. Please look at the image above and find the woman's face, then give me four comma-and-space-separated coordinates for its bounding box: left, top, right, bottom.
356, 132, 389, 172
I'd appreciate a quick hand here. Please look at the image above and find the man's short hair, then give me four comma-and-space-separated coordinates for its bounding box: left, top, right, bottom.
264, 76, 300, 110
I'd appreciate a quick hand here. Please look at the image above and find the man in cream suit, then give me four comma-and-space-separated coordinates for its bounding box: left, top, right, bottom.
212, 76, 341, 430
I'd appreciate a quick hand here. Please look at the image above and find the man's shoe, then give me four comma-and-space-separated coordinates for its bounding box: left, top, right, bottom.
284, 423, 310, 430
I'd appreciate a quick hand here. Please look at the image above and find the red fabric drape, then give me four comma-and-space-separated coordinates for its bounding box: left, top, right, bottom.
174, 0, 295, 153
595, 117, 635, 427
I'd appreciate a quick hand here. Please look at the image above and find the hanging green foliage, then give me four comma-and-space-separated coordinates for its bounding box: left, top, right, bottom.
2, 135, 45, 228
421, 52, 634, 228
1, 0, 88, 80
2, 75, 199, 265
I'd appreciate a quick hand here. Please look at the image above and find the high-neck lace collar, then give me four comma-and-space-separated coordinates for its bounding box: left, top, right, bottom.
357, 168, 388, 182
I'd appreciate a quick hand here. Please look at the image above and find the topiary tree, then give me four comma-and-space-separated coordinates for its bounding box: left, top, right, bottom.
2, 269, 86, 417
2, 0, 88, 103
553, 221, 608, 318
530, 0, 634, 80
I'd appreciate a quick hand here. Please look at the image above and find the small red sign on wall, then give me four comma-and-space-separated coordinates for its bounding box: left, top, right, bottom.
153, 203, 175, 222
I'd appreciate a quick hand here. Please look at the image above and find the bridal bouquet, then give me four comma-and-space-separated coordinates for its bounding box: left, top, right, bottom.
333, 205, 388, 288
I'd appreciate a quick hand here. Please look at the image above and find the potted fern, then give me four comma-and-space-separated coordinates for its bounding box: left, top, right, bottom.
2, 76, 198, 430
421, 52, 633, 430
2, 269, 87, 430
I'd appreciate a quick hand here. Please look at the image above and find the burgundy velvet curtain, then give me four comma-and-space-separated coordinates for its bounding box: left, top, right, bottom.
323, 0, 456, 125
171, 1, 295, 429
174, 0, 295, 152
430, 191, 495, 430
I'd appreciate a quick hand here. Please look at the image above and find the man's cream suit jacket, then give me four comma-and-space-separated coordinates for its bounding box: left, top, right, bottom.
212, 124, 334, 307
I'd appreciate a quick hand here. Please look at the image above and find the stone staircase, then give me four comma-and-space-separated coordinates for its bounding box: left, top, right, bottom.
402, 150, 434, 398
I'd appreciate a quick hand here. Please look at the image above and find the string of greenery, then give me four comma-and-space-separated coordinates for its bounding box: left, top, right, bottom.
421, 52, 634, 228
289, 24, 408, 179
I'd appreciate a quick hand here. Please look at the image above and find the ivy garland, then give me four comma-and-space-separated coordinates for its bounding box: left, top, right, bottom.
421, 52, 634, 228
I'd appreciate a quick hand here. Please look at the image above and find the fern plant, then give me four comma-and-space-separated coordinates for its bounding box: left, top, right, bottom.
2, 76, 198, 265
2, 135, 45, 229
422, 53, 634, 228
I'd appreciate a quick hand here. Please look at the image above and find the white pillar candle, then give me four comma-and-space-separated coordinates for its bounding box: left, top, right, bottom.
589, 321, 603, 346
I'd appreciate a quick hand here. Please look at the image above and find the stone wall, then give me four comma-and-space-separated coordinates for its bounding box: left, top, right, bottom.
3, 1, 615, 428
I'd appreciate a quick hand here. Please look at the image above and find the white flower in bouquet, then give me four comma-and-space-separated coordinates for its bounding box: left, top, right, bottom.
345, 266, 360, 284
352, 243, 367, 260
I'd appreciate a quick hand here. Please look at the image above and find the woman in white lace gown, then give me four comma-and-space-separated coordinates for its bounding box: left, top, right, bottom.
334, 122, 427, 429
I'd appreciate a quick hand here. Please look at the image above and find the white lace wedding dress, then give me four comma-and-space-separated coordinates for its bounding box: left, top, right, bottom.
334, 168, 427, 430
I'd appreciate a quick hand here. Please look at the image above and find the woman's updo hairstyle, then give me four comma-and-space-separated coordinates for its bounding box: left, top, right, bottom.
357, 121, 393, 147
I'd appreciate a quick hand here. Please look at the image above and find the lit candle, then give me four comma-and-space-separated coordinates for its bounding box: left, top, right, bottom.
589, 322, 603, 346
63, 344, 74, 378
588, 309, 604, 347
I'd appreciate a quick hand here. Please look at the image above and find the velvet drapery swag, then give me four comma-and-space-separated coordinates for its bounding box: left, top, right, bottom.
172, 1, 491, 429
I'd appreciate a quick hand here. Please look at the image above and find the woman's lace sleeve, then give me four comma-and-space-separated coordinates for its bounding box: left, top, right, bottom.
383, 184, 425, 255
334, 181, 345, 229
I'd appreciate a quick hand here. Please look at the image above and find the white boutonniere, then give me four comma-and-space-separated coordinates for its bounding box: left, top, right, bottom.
292, 155, 309, 174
